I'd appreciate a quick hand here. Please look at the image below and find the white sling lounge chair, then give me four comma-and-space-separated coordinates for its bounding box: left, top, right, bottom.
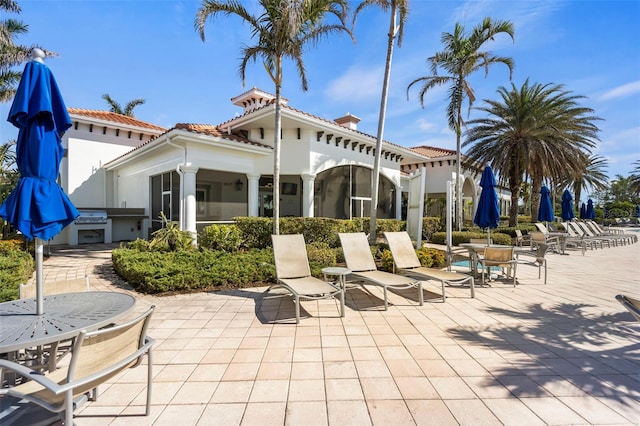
338, 232, 423, 310
270, 234, 345, 323
384, 231, 475, 299
616, 294, 640, 322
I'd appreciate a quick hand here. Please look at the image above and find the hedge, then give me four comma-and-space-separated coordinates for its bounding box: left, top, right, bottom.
0, 247, 34, 302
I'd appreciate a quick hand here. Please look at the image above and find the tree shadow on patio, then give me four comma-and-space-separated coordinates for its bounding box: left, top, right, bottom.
447, 302, 640, 406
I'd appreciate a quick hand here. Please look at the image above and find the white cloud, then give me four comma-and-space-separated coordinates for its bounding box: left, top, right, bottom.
417, 118, 434, 132
324, 65, 383, 103
598, 81, 640, 101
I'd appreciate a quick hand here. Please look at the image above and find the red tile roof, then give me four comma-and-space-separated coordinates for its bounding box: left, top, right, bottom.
218, 103, 412, 153
174, 123, 271, 148
67, 108, 167, 132
409, 145, 456, 158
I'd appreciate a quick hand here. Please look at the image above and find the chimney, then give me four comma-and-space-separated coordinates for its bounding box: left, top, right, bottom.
335, 113, 361, 131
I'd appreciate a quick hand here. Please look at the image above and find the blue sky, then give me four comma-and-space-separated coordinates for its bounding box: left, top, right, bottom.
2, 0, 639, 186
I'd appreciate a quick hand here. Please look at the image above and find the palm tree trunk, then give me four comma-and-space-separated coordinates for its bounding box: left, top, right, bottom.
369, 5, 397, 244
273, 59, 283, 235
455, 105, 463, 231
531, 176, 542, 223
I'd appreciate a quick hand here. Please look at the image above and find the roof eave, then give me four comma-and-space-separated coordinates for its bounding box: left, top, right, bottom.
69, 113, 166, 135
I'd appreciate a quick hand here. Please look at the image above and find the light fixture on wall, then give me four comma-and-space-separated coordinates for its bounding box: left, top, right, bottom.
235, 179, 244, 191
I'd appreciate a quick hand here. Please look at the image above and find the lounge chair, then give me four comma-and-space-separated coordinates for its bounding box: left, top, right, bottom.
585, 220, 636, 245
384, 231, 475, 298
573, 221, 615, 247
270, 234, 345, 323
338, 232, 423, 310
564, 221, 601, 250
516, 243, 548, 284
478, 246, 517, 286
616, 294, 640, 322
0, 306, 156, 426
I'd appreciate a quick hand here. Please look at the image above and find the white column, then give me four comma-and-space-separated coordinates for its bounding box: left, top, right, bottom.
180, 164, 199, 242
247, 173, 260, 217
395, 183, 402, 219
301, 174, 316, 217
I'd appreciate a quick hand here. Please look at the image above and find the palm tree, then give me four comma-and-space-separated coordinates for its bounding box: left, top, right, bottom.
1, 0, 30, 102
101, 94, 146, 117
525, 86, 601, 221
195, 0, 351, 235
562, 154, 608, 212
407, 17, 514, 231
463, 80, 599, 226
352, 0, 408, 242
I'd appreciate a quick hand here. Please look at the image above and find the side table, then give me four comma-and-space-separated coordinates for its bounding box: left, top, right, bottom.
322, 267, 352, 290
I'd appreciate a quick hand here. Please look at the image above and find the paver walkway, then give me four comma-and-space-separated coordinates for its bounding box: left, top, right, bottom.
26, 234, 640, 425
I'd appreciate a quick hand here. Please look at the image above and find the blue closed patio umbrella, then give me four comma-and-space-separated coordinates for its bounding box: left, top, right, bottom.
580, 202, 587, 219
537, 185, 554, 223
586, 199, 595, 220
634, 205, 640, 218
0, 50, 78, 314
561, 189, 574, 221
473, 166, 500, 244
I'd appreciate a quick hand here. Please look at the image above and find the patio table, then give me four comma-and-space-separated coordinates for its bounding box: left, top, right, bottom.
459, 243, 522, 276
0, 291, 135, 370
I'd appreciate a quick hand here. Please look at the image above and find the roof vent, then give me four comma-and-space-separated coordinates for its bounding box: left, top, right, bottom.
334, 113, 361, 130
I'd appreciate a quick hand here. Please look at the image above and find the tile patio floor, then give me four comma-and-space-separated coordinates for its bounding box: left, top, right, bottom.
27, 234, 640, 425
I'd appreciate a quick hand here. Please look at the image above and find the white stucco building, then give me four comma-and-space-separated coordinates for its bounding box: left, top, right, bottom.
53, 87, 510, 245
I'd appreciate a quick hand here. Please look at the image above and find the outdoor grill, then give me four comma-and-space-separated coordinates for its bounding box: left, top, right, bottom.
74, 210, 108, 225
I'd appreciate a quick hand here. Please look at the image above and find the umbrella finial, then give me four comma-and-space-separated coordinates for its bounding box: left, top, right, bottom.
31, 48, 45, 63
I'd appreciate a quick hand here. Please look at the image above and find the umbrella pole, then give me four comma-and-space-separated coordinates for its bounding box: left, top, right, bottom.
35, 237, 44, 315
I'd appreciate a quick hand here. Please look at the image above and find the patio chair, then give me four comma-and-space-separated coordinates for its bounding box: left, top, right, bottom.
530, 231, 560, 253
0, 306, 156, 426
338, 232, 423, 310
384, 231, 475, 299
516, 243, 548, 284
478, 246, 517, 287
616, 294, 640, 322
514, 229, 531, 247
269, 234, 345, 323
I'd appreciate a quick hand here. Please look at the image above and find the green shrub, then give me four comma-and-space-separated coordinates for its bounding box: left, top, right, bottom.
233, 217, 405, 249
422, 217, 443, 241
431, 231, 512, 246
123, 238, 151, 251
0, 249, 34, 302
199, 224, 243, 251
112, 248, 275, 293
306, 242, 339, 276
149, 212, 194, 251
0, 239, 26, 253
379, 245, 446, 272
234, 217, 273, 249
